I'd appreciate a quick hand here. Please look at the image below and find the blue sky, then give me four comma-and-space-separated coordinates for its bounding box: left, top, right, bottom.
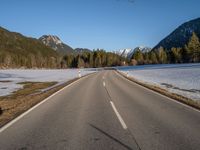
1, 0, 200, 51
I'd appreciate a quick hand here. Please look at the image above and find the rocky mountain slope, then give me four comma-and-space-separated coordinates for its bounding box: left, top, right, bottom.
39, 35, 74, 54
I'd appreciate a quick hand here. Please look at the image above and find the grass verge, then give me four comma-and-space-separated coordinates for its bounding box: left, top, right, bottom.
117, 70, 200, 111
0, 78, 80, 128
0, 80, 12, 83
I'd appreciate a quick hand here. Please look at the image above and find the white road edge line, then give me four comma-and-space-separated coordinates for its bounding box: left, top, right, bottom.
0, 74, 91, 133
110, 101, 127, 130
115, 71, 200, 113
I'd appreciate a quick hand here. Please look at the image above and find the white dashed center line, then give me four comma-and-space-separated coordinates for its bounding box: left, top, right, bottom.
110, 101, 127, 130
103, 81, 106, 87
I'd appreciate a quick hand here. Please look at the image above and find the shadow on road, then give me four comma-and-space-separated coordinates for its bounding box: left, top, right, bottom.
89, 123, 134, 150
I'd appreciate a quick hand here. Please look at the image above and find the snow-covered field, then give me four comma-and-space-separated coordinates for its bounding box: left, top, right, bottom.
0, 69, 96, 96
118, 64, 200, 101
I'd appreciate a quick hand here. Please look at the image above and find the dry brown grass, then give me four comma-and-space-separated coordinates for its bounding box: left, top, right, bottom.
0, 80, 12, 83
0, 78, 78, 127
117, 70, 200, 110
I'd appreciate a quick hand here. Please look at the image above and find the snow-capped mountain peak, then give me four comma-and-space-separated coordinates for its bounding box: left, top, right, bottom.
113, 48, 134, 58
113, 46, 151, 59
39, 35, 63, 46
39, 35, 74, 54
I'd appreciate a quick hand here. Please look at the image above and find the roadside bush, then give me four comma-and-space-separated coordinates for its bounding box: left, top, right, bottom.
0, 107, 2, 115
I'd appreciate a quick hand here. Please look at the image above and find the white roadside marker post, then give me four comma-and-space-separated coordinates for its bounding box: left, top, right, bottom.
78, 70, 81, 78
126, 71, 129, 78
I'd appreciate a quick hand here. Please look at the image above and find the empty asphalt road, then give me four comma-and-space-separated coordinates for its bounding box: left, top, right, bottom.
0, 70, 200, 150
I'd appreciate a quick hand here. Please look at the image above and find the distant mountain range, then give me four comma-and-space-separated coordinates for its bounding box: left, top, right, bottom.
114, 47, 152, 59
154, 17, 200, 50
134, 46, 152, 53
74, 48, 91, 54
0, 17, 199, 68
113, 48, 134, 58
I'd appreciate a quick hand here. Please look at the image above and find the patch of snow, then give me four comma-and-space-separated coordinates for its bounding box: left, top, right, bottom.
49, 35, 62, 45
0, 69, 96, 96
118, 63, 200, 101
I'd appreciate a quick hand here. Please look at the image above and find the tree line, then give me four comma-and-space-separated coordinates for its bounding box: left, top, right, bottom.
0, 51, 61, 68
130, 32, 200, 65
0, 31, 199, 69
0, 50, 127, 69
61, 49, 127, 68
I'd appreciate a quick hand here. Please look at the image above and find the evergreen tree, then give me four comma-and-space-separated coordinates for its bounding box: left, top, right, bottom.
143, 52, 149, 64
181, 46, 190, 63
89, 53, 93, 67
171, 47, 182, 63
157, 47, 168, 64
132, 50, 144, 65
185, 32, 200, 62
77, 56, 85, 68
149, 51, 158, 64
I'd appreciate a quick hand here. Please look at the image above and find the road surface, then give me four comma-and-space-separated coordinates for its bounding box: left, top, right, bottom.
0, 70, 200, 150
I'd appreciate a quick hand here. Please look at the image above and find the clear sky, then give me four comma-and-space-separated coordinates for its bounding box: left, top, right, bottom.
1, 0, 200, 51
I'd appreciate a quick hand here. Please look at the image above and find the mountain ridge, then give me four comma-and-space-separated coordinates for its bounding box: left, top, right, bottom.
153, 17, 200, 50
0, 26, 59, 68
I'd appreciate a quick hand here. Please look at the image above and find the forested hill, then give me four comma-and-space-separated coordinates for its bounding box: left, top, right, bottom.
130, 19, 200, 65
0, 27, 127, 69
154, 17, 200, 50
0, 27, 60, 68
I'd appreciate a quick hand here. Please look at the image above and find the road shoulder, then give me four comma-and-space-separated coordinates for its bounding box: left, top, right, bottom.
0, 73, 95, 128
116, 70, 200, 111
